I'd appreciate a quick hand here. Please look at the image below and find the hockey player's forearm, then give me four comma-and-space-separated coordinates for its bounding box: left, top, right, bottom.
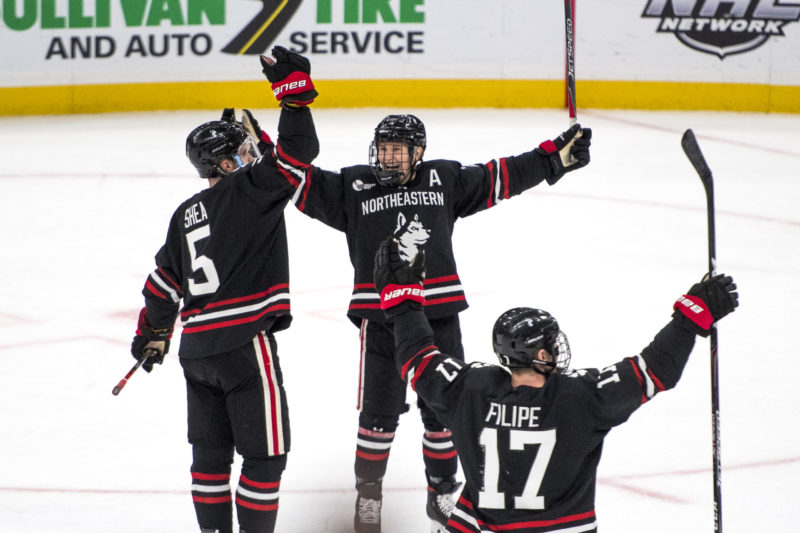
392, 307, 436, 381
640, 319, 696, 390
141, 266, 181, 329
143, 296, 179, 331
503, 150, 552, 193
276, 107, 320, 164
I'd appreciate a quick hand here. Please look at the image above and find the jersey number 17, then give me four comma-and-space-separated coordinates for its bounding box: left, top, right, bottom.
478, 428, 556, 510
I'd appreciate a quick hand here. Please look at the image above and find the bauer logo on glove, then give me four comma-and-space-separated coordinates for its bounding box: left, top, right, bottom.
272, 73, 310, 98
381, 284, 425, 310
674, 295, 712, 330
672, 273, 738, 337
260, 45, 318, 107
373, 237, 426, 317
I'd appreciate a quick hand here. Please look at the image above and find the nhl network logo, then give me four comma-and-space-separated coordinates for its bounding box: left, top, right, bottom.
642, 0, 800, 59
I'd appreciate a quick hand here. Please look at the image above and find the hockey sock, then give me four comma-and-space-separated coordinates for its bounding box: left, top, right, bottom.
355, 426, 395, 483
191, 446, 235, 533
236, 456, 285, 533
422, 430, 458, 479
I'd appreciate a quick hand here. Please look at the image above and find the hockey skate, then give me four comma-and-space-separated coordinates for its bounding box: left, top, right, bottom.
354, 478, 382, 533
426, 476, 461, 533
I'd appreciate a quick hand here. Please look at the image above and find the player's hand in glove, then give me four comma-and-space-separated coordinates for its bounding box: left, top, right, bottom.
373, 237, 426, 317
260, 45, 318, 108
673, 273, 739, 337
131, 307, 174, 372
535, 124, 592, 184
220, 108, 274, 153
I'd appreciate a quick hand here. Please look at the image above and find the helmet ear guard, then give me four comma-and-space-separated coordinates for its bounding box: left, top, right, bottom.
186, 120, 260, 179
492, 308, 571, 375
369, 114, 426, 187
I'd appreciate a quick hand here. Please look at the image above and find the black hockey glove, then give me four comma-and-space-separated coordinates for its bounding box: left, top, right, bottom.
131, 307, 173, 372
673, 273, 739, 337
260, 46, 318, 108
534, 124, 592, 184
373, 237, 426, 318
220, 108, 274, 153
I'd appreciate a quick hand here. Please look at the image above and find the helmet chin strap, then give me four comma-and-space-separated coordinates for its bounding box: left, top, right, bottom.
399, 149, 423, 184
530, 360, 556, 376
530, 349, 557, 375
379, 154, 418, 186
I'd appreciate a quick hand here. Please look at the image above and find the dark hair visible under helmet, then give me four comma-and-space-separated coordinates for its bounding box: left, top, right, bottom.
186, 120, 256, 179
369, 114, 426, 187
492, 307, 571, 374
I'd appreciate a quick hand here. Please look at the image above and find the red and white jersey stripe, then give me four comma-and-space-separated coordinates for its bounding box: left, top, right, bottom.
180, 284, 290, 334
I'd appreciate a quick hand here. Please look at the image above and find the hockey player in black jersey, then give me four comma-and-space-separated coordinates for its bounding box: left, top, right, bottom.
372, 237, 738, 533
129, 46, 319, 533
289, 113, 591, 532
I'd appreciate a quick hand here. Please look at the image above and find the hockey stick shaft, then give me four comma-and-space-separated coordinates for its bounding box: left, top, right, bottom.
564, 0, 577, 126
112, 348, 157, 396
680, 129, 722, 533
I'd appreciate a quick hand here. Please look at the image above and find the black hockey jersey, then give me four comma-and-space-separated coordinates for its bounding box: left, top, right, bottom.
141, 108, 319, 358
292, 150, 558, 323
392, 308, 696, 533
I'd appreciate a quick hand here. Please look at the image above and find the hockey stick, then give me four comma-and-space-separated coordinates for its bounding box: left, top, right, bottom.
680, 129, 722, 533
564, 0, 577, 126
240, 110, 261, 142
112, 348, 157, 396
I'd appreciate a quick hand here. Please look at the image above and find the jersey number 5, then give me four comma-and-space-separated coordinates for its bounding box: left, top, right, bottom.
478, 428, 556, 510
186, 225, 220, 296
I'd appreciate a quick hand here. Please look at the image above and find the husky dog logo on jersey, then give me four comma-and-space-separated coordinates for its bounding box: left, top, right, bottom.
394, 213, 431, 262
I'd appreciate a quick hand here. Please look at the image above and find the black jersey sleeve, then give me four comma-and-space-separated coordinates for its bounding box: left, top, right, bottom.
291, 165, 349, 232
141, 209, 184, 330
451, 148, 555, 218
275, 106, 319, 165
570, 318, 697, 429
259, 106, 319, 198
391, 306, 476, 426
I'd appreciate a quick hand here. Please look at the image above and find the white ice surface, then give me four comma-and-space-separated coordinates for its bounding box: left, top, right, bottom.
1, 108, 798, 532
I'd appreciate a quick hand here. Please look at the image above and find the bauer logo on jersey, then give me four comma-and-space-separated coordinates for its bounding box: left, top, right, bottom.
642, 0, 800, 59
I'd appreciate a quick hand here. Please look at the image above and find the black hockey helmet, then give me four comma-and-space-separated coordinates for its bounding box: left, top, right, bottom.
369, 114, 426, 187
186, 120, 261, 179
492, 308, 571, 374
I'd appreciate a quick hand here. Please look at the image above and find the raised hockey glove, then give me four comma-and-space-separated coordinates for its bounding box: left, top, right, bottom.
535, 124, 592, 184
260, 46, 318, 108
220, 108, 274, 153
673, 273, 739, 337
131, 307, 173, 372
373, 237, 426, 318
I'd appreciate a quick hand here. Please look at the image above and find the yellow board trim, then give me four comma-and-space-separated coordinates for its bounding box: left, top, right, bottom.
0, 79, 798, 116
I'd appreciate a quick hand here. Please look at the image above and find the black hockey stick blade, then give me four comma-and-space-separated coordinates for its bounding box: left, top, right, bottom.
681, 129, 713, 187
681, 128, 717, 272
